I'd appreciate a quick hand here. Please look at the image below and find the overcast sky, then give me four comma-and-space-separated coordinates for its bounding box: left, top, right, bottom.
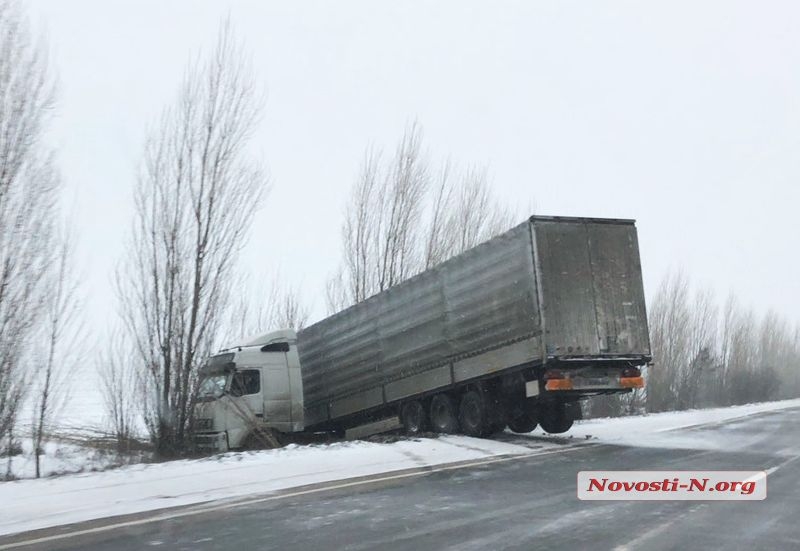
26, 0, 800, 338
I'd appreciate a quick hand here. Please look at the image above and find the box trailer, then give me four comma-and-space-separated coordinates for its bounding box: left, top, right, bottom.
194, 216, 651, 451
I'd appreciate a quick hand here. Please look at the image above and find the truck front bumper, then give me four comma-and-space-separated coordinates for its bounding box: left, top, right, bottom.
193, 431, 229, 453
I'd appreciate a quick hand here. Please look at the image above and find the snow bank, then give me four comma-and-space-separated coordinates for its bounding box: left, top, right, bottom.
534, 397, 800, 450
0, 435, 534, 536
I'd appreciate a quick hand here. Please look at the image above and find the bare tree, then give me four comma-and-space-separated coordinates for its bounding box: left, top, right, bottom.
324, 267, 349, 315
717, 299, 785, 406
339, 124, 429, 305
0, 0, 60, 454
720, 298, 762, 405
333, 122, 516, 311
645, 272, 720, 412
421, 161, 455, 269
445, 168, 515, 254
335, 124, 429, 308
644, 271, 691, 411
30, 231, 81, 477
642, 270, 799, 416
424, 166, 517, 267
375, 125, 429, 291
97, 331, 139, 454
754, 310, 786, 401
117, 20, 268, 456
341, 149, 382, 304
787, 325, 800, 399
676, 287, 718, 409
226, 272, 310, 341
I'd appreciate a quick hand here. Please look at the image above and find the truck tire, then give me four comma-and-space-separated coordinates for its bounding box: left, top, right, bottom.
458, 390, 489, 437
539, 402, 574, 434
430, 394, 459, 433
506, 398, 538, 434
401, 400, 427, 435
507, 412, 537, 433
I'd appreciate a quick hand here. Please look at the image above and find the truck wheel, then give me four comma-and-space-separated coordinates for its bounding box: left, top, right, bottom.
458, 390, 489, 437
539, 402, 574, 434
429, 394, 459, 433
401, 400, 427, 435
507, 412, 537, 433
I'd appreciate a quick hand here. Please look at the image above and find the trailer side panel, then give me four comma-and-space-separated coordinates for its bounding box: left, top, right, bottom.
298, 222, 541, 426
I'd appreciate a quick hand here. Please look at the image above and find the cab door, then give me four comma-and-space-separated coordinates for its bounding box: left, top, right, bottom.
261, 351, 293, 431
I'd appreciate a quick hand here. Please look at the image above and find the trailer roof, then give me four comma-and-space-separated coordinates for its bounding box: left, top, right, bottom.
529, 215, 637, 225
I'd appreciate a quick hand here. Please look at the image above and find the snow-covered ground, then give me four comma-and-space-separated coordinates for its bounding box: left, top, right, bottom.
0, 436, 535, 536
2, 397, 799, 537
2, 438, 124, 480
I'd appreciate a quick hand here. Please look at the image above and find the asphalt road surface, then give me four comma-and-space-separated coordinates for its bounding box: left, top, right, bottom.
4, 408, 800, 551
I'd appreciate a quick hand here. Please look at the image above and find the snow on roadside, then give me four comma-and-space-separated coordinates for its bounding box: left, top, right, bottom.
533, 397, 800, 450
3, 438, 125, 480
0, 435, 535, 536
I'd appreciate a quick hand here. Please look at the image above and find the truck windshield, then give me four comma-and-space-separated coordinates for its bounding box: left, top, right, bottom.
198, 374, 228, 399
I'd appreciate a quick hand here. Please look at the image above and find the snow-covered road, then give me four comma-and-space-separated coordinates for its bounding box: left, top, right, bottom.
2, 398, 799, 538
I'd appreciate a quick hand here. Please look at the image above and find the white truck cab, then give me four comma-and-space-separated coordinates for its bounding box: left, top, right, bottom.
194, 329, 304, 452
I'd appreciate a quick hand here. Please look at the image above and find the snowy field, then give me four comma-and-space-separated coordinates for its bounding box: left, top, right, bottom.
1, 398, 799, 537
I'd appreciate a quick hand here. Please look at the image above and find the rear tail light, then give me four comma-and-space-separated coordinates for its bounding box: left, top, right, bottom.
544, 369, 573, 391
545, 378, 574, 391
620, 376, 645, 389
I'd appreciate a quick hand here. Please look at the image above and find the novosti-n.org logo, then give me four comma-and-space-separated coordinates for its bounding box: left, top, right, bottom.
577, 471, 767, 500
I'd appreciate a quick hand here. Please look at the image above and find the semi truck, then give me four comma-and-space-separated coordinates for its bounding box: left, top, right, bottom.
193, 215, 651, 452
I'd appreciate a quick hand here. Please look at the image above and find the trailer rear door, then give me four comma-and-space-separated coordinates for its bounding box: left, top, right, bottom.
532, 217, 650, 359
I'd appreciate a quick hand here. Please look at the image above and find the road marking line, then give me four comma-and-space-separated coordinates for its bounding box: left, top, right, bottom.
613, 503, 706, 551
0, 444, 588, 550
765, 454, 800, 476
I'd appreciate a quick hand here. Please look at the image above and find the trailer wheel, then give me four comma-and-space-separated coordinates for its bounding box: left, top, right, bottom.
458, 390, 489, 437
507, 400, 538, 433
429, 394, 459, 433
539, 402, 574, 434
507, 412, 537, 433
401, 400, 427, 435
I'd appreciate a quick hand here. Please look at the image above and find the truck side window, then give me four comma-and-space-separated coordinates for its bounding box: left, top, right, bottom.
230, 370, 260, 397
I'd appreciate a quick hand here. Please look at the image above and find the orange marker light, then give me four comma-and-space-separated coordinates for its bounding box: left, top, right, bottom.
545, 379, 574, 391
620, 376, 645, 389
